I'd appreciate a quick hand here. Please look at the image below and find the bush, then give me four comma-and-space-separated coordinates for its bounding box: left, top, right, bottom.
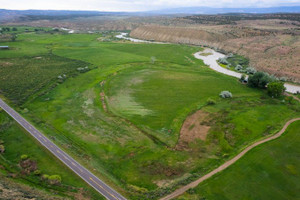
279, 77, 287, 82
240, 74, 246, 82
235, 65, 243, 71
245, 67, 257, 74
21, 154, 28, 160
207, 98, 216, 105
267, 81, 286, 98
226, 53, 234, 58
248, 72, 271, 88
77, 66, 90, 73
220, 91, 232, 98
41, 174, 49, 180
285, 96, 294, 104
48, 175, 62, 185
0, 145, 5, 154
34, 170, 41, 176
218, 58, 229, 65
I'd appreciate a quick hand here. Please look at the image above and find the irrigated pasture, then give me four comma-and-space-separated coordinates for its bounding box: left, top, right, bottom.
0, 30, 299, 199
0, 55, 89, 105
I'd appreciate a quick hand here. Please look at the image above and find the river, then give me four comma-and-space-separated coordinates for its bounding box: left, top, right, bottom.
115, 33, 300, 94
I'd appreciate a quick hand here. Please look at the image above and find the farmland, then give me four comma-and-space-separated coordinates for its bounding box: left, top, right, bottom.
0, 28, 299, 199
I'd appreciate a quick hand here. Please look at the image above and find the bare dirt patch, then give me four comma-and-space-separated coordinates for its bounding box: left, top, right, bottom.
176, 110, 211, 150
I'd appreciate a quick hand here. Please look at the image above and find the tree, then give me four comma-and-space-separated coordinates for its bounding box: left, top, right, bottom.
267, 81, 286, 98
11, 34, 17, 42
12, 27, 17, 31
240, 74, 246, 82
248, 71, 270, 88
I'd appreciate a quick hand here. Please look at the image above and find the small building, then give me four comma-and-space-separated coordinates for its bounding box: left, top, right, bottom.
0, 46, 9, 50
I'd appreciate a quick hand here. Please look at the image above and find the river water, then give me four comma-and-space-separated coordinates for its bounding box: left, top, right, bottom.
115, 33, 300, 94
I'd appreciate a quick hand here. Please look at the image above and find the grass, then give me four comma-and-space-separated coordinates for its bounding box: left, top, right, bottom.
105, 64, 260, 146
0, 111, 104, 199
0, 30, 299, 199
0, 54, 90, 105
177, 120, 300, 200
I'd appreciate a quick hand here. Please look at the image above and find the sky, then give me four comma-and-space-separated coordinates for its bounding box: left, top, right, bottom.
1, 0, 300, 12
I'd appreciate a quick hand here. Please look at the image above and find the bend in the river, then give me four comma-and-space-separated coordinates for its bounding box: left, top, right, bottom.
115, 33, 300, 94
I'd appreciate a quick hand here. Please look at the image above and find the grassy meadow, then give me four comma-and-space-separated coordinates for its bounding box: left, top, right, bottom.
0, 111, 104, 199
0, 54, 90, 105
177, 120, 300, 200
0, 29, 299, 199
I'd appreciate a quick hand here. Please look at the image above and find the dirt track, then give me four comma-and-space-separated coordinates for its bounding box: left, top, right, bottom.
160, 117, 300, 200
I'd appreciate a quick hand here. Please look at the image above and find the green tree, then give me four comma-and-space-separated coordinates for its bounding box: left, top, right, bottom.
248, 72, 270, 88
267, 81, 286, 98
11, 34, 17, 42
12, 27, 17, 31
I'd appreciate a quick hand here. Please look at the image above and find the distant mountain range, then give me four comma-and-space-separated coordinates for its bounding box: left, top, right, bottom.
0, 6, 299, 22
149, 6, 300, 15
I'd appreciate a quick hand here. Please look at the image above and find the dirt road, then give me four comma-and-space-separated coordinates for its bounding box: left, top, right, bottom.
160, 117, 300, 200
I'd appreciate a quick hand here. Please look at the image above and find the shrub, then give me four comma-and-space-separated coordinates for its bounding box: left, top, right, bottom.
285, 96, 294, 104
41, 174, 49, 180
279, 77, 287, 82
235, 65, 243, 71
245, 67, 257, 74
150, 56, 156, 64
0, 145, 5, 154
77, 66, 90, 73
48, 175, 62, 185
218, 58, 229, 65
248, 72, 270, 88
207, 98, 216, 105
220, 91, 232, 98
34, 170, 41, 176
21, 154, 28, 160
267, 81, 286, 98
226, 53, 234, 58
240, 74, 246, 82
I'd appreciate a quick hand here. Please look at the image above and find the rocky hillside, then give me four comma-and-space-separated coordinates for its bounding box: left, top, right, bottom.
130, 22, 300, 82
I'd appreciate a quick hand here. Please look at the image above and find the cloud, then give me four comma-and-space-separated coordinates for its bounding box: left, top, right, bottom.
0, 0, 299, 11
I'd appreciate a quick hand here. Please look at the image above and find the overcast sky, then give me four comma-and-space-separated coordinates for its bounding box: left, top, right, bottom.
1, 0, 300, 11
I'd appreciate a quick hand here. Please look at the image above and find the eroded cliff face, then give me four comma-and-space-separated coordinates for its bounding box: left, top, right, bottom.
130, 25, 224, 46
131, 25, 300, 83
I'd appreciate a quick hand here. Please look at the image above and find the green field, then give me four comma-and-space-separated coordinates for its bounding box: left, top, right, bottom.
0, 55, 90, 105
0, 30, 299, 199
0, 111, 104, 199
177, 120, 300, 200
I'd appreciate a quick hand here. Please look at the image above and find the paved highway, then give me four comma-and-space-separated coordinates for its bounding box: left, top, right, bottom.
0, 98, 127, 200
